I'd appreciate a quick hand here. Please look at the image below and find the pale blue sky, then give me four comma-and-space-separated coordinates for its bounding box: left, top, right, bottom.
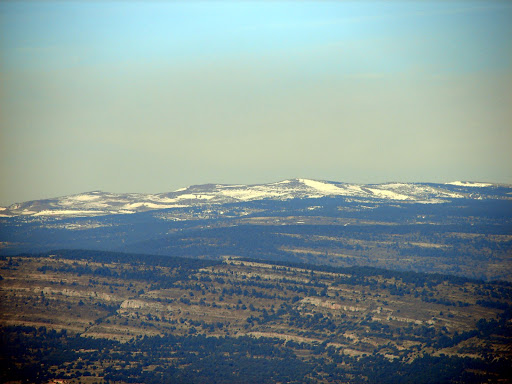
1, 1, 511, 204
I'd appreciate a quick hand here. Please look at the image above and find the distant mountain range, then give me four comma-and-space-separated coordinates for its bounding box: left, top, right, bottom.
1, 178, 511, 281
1, 178, 510, 219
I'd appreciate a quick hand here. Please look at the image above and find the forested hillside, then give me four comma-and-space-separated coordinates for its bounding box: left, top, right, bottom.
1, 250, 511, 383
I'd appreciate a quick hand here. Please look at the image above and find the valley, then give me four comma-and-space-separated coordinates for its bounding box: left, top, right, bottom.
2, 193, 511, 281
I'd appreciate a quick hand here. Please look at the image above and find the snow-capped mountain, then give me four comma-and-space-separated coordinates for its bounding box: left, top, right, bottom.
1, 179, 509, 219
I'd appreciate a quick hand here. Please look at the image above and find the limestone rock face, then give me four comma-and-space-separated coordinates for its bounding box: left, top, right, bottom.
120, 299, 147, 309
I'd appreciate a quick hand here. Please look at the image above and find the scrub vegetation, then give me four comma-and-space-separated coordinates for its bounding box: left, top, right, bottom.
1, 250, 511, 383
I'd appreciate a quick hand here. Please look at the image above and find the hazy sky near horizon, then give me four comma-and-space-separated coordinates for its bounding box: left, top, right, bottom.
1, 1, 511, 205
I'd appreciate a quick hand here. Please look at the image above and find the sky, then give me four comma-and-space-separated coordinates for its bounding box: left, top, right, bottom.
1, 1, 511, 205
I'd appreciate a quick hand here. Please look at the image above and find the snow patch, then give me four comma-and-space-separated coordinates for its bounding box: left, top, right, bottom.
33, 210, 105, 216
439, 191, 465, 198
122, 202, 184, 210
380, 183, 409, 188
447, 181, 493, 188
72, 194, 100, 201
345, 184, 365, 194
298, 179, 345, 195
176, 194, 215, 200
367, 188, 410, 200
221, 188, 286, 201
220, 184, 245, 188
151, 197, 176, 203
122, 202, 145, 209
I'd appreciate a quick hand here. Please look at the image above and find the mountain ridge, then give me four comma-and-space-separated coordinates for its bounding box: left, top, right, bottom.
1, 178, 511, 281
1, 178, 510, 219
